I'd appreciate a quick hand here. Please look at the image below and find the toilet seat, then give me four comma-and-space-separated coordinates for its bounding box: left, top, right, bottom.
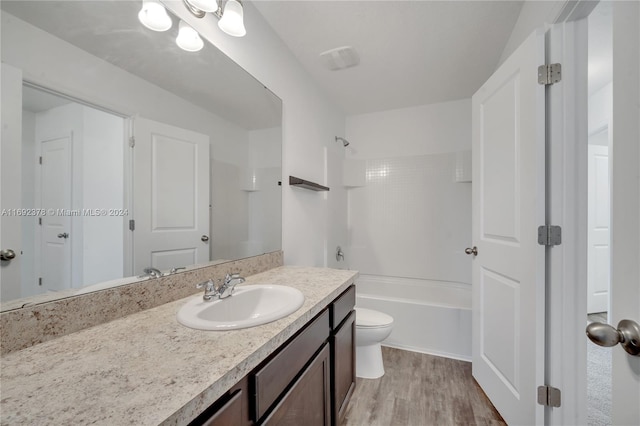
355, 307, 394, 328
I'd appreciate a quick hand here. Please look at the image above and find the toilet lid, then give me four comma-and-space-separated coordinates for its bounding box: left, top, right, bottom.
355, 307, 394, 328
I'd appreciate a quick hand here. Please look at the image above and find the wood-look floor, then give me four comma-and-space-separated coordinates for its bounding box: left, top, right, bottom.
343, 347, 505, 426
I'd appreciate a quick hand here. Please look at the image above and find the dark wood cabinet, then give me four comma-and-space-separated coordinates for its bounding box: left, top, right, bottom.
329, 286, 356, 426
189, 377, 250, 426
263, 343, 331, 425
191, 286, 355, 426
331, 310, 355, 425
253, 310, 330, 421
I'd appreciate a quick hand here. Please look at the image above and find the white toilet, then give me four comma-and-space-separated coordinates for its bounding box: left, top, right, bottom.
355, 307, 394, 379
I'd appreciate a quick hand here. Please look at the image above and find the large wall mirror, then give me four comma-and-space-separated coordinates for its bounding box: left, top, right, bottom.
0, 0, 282, 310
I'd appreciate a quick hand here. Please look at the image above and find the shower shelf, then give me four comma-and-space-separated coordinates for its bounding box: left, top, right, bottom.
289, 176, 330, 191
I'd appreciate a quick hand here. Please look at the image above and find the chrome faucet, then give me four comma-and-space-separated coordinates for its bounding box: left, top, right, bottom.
169, 266, 186, 274
218, 273, 245, 299
196, 279, 218, 301
139, 267, 163, 279
196, 274, 245, 301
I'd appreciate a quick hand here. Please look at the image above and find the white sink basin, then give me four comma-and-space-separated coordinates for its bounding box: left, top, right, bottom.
177, 285, 305, 330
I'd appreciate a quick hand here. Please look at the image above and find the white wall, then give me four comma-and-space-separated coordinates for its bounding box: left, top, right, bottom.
248, 127, 282, 255
588, 82, 612, 135
81, 107, 125, 286
164, 1, 348, 267
498, 0, 567, 66
345, 99, 472, 284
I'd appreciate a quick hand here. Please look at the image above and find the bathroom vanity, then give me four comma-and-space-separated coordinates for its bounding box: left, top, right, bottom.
192, 285, 356, 425
0, 267, 357, 425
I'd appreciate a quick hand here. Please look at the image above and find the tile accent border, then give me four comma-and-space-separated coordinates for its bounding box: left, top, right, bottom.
0, 251, 283, 354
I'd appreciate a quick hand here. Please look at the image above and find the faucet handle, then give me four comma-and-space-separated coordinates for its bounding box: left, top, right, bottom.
140, 267, 163, 278
219, 273, 244, 298
225, 272, 243, 283
170, 266, 186, 274
196, 279, 215, 291
196, 279, 218, 301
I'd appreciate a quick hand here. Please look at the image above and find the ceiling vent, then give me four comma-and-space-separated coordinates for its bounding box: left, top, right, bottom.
319, 46, 360, 71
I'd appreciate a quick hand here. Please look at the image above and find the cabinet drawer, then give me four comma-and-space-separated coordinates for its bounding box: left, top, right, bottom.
330, 285, 355, 329
253, 310, 330, 421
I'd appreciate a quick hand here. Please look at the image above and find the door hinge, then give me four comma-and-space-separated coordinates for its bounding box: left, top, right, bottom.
538, 225, 562, 246
537, 385, 561, 407
129, 136, 135, 148
39, 156, 43, 165
129, 219, 135, 231
538, 63, 562, 85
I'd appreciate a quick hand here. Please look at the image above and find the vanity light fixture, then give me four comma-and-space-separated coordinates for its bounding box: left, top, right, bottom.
176, 20, 204, 52
188, 0, 219, 13
138, 0, 172, 32
182, 0, 246, 37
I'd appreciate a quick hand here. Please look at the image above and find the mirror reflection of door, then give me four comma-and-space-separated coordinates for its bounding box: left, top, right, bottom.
587, 131, 610, 315
20, 86, 126, 297
38, 135, 72, 291
132, 117, 210, 275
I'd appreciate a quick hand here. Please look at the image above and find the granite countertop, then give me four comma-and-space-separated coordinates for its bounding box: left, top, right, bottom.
0, 266, 358, 425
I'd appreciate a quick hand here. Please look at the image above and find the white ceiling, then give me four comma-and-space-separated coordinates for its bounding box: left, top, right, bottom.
253, 0, 524, 115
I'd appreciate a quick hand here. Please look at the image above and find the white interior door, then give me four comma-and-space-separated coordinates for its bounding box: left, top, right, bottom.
0, 63, 23, 301
609, 2, 640, 424
132, 117, 210, 275
587, 142, 610, 314
38, 136, 72, 292
471, 29, 546, 425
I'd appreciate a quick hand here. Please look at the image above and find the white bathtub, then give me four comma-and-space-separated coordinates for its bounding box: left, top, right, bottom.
355, 274, 472, 361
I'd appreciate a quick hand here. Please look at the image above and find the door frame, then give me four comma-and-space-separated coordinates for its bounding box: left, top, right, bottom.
545, 9, 590, 425
547, 1, 640, 425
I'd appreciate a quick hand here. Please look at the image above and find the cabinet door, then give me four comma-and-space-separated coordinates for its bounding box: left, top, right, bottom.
200, 390, 242, 426
331, 310, 355, 425
254, 310, 330, 421
189, 377, 250, 426
263, 343, 331, 426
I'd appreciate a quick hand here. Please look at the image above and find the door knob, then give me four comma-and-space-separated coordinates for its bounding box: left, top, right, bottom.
201, 235, 209, 242
0, 249, 16, 261
57, 232, 69, 239
586, 319, 640, 356
465, 246, 478, 256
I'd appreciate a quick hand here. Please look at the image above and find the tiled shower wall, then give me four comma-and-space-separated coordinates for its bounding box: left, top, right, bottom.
346, 99, 472, 285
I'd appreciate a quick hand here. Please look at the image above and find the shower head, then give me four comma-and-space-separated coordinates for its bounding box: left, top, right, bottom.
335, 136, 350, 147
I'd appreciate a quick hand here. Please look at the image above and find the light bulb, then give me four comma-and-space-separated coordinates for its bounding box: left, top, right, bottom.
138, 0, 172, 32
176, 21, 204, 52
218, 0, 246, 37
189, 0, 219, 13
